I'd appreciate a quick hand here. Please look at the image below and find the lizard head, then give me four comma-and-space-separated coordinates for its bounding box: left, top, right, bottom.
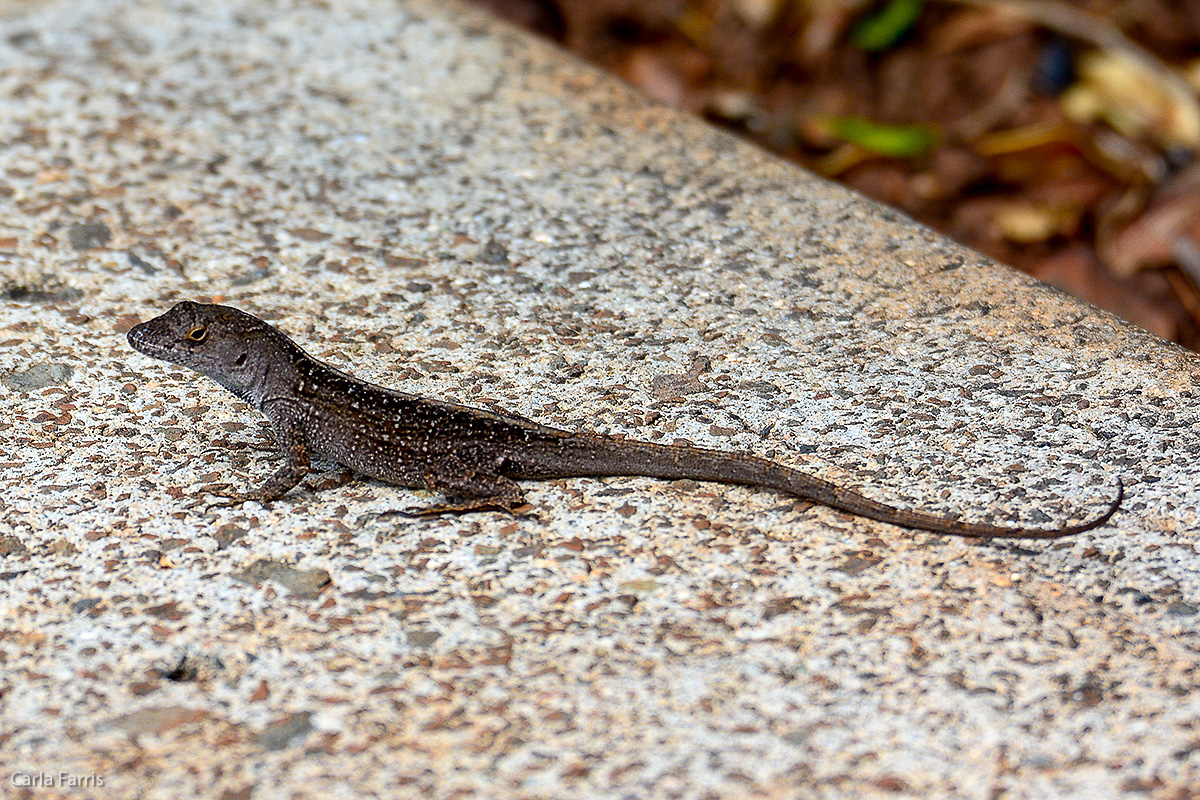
127, 300, 286, 403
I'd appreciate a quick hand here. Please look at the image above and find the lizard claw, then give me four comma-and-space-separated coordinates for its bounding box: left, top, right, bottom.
398, 498, 537, 518
509, 502, 538, 519
398, 504, 442, 518
208, 497, 248, 508
199, 483, 250, 507
201, 482, 281, 507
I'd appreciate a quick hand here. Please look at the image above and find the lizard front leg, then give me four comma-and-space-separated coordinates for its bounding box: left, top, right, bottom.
205, 420, 310, 504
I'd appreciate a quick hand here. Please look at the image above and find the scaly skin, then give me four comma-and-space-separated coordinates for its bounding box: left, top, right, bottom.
127, 301, 1122, 538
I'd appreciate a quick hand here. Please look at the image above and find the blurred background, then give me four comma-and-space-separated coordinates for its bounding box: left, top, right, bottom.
467, 0, 1200, 350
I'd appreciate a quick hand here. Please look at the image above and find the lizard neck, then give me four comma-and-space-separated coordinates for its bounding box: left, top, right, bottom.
226, 328, 307, 410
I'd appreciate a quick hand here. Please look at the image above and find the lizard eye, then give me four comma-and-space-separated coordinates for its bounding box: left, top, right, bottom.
185, 325, 208, 342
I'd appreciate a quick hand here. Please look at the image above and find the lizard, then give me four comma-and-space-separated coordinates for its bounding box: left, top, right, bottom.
126, 301, 1122, 539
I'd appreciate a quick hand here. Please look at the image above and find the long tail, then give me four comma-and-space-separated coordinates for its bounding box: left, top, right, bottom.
521, 435, 1121, 539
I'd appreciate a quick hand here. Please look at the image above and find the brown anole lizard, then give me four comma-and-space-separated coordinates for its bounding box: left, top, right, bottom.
127, 301, 1122, 538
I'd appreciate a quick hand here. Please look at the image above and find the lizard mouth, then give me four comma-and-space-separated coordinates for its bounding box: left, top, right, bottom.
127, 323, 183, 364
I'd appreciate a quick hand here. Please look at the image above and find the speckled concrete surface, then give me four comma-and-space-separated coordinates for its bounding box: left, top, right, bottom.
0, 1, 1198, 798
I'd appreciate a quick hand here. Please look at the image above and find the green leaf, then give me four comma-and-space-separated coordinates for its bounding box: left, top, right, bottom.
827, 116, 938, 157
852, 0, 924, 51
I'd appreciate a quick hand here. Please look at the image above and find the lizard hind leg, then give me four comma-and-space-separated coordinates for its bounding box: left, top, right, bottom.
400, 467, 533, 518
